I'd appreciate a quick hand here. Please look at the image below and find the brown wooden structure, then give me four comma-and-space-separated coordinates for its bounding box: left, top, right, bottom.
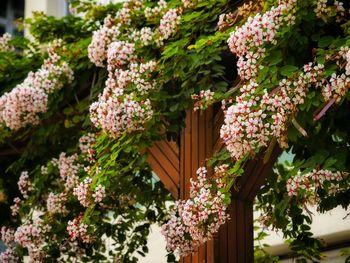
147, 107, 281, 263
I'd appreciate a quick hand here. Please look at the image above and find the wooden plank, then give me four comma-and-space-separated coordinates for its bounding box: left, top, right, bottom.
184, 110, 192, 199
206, 239, 214, 263
148, 144, 179, 185
156, 140, 179, 172
166, 140, 179, 156
218, 218, 228, 263
245, 201, 254, 263
227, 199, 237, 263
213, 108, 224, 146
231, 159, 258, 199
147, 152, 178, 198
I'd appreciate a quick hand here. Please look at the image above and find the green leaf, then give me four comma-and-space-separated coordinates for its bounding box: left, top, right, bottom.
318, 36, 334, 48
280, 65, 299, 77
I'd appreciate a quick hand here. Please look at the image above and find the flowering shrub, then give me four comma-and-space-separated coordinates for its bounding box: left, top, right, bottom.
0, 40, 74, 130
0, 33, 14, 53
1, 0, 350, 262
162, 165, 231, 255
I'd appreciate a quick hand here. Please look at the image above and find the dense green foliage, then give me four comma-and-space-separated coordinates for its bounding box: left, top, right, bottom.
0, 0, 349, 262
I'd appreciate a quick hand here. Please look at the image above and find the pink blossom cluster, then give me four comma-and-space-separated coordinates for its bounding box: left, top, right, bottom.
92, 184, 106, 204
155, 9, 181, 46
0, 33, 14, 53
315, 0, 345, 19
162, 166, 230, 256
88, 2, 182, 138
227, 0, 297, 80
14, 218, 50, 263
10, 197, 21, 217
52, 153, 82, 189
0, 44, 73, 130
323, 73, 350, 103
18, 171, 33, 199
89, 1, 181, 65
111, 61, 157, 94
73, 177, 106, 207
79, 133, 96, 158
181, 167, 229, 242
286, 169, 347, 200
90, 91, 153, 138
161, 201, 193, 256
88, 15, 121, 67
340, 47, 350, 76
191, 89, 215, 111
0, 86, 48, 130
182, 0, 196, 8
67, 215, 94, 243
144, 0, 167, 19
0, 247, 18, 263
129, 27, 154, 46
320, 47, 350, 103
217, 12, 236, 31
257, 213, 271, 227
73, 177, 93, 207
107, 41, 136, 69
221, 63, 326, 160
46, 192, 68, 214
15, 224, 38, 247
1, 227, 15, 246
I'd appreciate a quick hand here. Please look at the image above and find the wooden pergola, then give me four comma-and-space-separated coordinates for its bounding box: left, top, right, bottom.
147, 107, 281, 262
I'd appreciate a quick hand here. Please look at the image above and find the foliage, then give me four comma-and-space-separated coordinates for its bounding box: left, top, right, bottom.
0, 0, 350, 262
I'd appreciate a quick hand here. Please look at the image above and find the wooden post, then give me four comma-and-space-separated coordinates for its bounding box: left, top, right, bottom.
147, 107, 281, 262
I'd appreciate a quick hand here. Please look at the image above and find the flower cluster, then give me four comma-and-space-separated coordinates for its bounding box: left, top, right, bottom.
0, 41, 74, 130
73, 177, 106, 207
0, 247, 18, 263
315, 0, 345, 20
320, 47, 350, 103
67, 215, 94, 244
161, 201, 193, 256
88, 1, 183, 138
144, 0, 167, 19
227, 0, 297, 80
18, 171, 33, 199
286, 169, 347, 200
162, 166, 230, 256
0, 33, 14, 53
14, 218, 50, 263
46, 192, 68, 214
221, 63, 325, 160
218, 12, 236, 31
191, 90, 215, 111
92, 184, 106, 204
79, 133, 96, 160
10, 197, 22, 217
107, 41, 136, 69
88, 15, 121, 67
90, 92, 153, 138
0, 226, 17, 262
112, 61, 158, 95
1, 226, 15, 246
155, 8, 181, 46
73, 177, 93, 207
52, 153, 82, 189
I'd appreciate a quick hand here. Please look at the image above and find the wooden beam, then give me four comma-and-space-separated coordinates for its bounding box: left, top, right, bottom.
147, 140, 180, 198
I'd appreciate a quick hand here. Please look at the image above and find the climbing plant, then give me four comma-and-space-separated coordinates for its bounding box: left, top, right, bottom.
0, 0, 349, 262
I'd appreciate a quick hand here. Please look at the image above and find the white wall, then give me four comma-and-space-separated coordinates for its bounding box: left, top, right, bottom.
25, 0, 67, 19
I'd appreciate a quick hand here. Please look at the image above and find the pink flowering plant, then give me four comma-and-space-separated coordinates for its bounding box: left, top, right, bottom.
1, 0, 350, 262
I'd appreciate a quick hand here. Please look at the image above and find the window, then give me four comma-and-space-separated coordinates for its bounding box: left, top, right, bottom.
0, 0, 24, 35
